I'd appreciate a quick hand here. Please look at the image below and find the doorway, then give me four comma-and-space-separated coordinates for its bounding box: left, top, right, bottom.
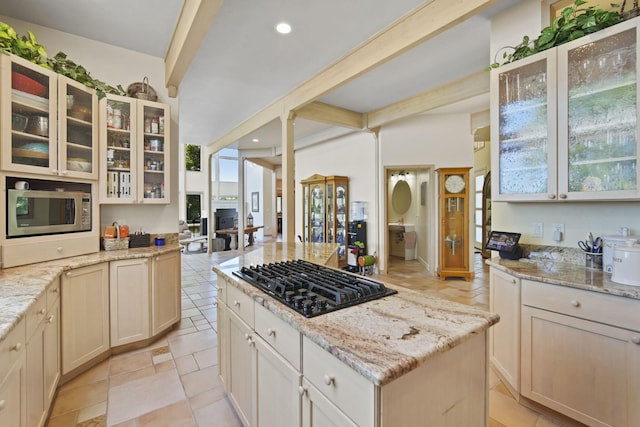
384, 166, 435, 275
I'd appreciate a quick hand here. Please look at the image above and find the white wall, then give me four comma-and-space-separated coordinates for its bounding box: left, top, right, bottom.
490, 2, 640, 247
2, 16, 180, 236
245, 161, 264, 242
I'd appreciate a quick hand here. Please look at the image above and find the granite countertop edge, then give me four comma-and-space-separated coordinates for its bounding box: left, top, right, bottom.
214, 260, 499, 387
0, 245, 182, 343
486, 257, 640, 300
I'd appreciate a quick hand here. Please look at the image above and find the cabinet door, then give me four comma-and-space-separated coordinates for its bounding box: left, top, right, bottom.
151, 251, 181, 335
227, 309, 255, 427
43, 300, 60, 413
99, 94, 138, 203
58, 75, 99, 180
300, 379, 357, 427
557, 18, 640, 200
26, 321, 44, 427
254, 335, 301, 427
521, 305, 640, 427
138, 100, 170, 203
489, 268, 520, 394
310, 183, 325, 243
110, 258, 150, 346
491, 49, 558, 201
61, 263, 109, 374
0, 352, 26, 427
1, 54, 58, 176
217, 301, 229, 390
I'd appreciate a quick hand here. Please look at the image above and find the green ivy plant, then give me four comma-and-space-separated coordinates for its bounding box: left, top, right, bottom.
488, 1, 624, 69
0, 21, 125, 99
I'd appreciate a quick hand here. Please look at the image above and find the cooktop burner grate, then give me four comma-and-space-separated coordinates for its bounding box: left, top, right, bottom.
233, 259, 397, 317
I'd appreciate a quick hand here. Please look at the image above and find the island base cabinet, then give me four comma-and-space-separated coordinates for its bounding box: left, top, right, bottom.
521, 305, 640, 427
227, 309, 254, 427
61, 263, 110, 375
0, 352, 26, 427
110, 258, 150, 347
301, 378, 358, 427
151, 252, 181, 336
379, 332, 488, 427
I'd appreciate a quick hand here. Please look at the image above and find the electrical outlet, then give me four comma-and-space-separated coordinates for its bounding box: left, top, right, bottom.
532, 222, 543, 238
552, 223, 565, 242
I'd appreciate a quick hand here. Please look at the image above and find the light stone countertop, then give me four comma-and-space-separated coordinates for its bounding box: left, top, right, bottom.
0, 245, 181, 344
487, 257, 640, 300
213, 242, 499, 386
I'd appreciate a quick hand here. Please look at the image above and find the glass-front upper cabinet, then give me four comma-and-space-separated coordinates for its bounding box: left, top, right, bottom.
99, 95, 170, 204
1, 54, 98, 179
326, 178, 348, 264
557, 18, 639, 200
492, 17, 640, 202
491, 50, 558, 201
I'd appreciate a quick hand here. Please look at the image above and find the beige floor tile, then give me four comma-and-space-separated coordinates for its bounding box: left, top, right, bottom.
77, 401, 108, 423
154, 359, 176, 373
175, 354, 199, 375
137, 400, 196, 427
180, 365, 219, 398
51, 380, 108, 417
109, 350, 153, 377
110, 366, 156, 388
168, 329, 217, 358
107, 369, 186, 426
77, 414, 106, 427
153, 352, 173, 365
110, 419, 138, 427
193, 397, 243, 427
490, 389, 540, 427
59, 359, 109, 391
189, 386, 227, 411
193, 348, 217, 369
46, 410, 78, 427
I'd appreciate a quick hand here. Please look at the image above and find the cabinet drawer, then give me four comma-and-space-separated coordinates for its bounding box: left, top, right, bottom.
227, 284, 254, 327
26, 293, 47, 341
255, 303, 301, 370
0, 319, 26, 382
303, 336, 374, 427
46, 279, 61, 312
522, 280, 640, 331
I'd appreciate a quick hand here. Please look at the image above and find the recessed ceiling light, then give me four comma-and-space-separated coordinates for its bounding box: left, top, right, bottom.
252, 138, 259, 142
275, 22, 292, 34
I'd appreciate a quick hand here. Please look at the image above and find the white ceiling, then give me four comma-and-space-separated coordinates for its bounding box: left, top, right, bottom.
0, 0, 523, 164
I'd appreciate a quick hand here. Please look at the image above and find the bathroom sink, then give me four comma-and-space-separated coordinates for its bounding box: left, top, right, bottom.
388, 223, 414, 232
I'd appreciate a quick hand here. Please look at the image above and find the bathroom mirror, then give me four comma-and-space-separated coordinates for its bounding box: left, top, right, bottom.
392, 180, 411, 214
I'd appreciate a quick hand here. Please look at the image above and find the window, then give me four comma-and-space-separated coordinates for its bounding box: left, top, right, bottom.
185, 144, 201, 171
474, 173, 485, 249
186, 194, 202, 224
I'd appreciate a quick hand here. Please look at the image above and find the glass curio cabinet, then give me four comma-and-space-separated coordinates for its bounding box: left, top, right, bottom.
492, 17, 640, 201
301, 174, 349, 266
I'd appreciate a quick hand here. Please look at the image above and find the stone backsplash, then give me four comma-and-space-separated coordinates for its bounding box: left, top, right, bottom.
519, 244, 590, 266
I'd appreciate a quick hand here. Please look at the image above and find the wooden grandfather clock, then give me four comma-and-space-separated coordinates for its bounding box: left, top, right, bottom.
437, 167, 474, 280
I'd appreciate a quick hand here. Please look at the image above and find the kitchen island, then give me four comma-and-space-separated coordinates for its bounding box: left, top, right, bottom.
214, 242, 499, 427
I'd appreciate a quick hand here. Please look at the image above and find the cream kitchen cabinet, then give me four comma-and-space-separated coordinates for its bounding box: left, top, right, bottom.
489, 267, 520, 396
110, 258, 150, 347
0, 54, 98, 180
0, 317, 26, 427
300, 378, 356, 427
26, 286, 60, 427
491, 17, 640, 202
227, 306, 254, 426
521, 280, 640, 427
99, 94, 170, 204
61, 263, 109, 375
151, 251, 181, 335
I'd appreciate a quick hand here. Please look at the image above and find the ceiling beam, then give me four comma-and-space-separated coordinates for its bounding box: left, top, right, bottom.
366, 69, 489, 128
207, 0, 499, 150
245, 158, 276, 171
165, 0, 222, 96
295, 102, 364, 129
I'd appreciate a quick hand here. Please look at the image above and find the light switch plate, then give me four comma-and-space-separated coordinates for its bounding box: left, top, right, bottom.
532, 222, 543, 238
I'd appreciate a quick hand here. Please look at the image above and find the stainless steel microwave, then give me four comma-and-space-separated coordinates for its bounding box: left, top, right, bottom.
7, 189, 91, 238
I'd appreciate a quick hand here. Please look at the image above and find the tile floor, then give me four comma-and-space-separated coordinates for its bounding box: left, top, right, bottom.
45, 243, 573, 427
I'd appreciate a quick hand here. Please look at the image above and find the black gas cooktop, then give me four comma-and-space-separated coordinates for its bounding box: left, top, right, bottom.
233, 259, 397, 318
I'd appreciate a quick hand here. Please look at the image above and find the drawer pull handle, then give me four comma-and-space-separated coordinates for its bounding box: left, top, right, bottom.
298, 386, 307, 396
212, 301, 218, 307
558, 193, 568, 199
65, 271, 71, 277
38, 308, 46, 315
548, 194, 557, 200
11, 342, 22, 352
47, 315, 55, 323
632, 336, 640, 345
323, 374, 335, 386
268, 328, 276, 337
511, 279, 516, 284
0, 399, 5, 410
234, 300, 240, 307
570, 300, 580, 307
53, 287, 59, 293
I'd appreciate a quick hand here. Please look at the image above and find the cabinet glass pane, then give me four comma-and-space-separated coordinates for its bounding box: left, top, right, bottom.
327, 183, 334, 243
142, 105, 166, 199
106, 99, 133, 199
567, 28, 637, 193
303, 186, 310, 242
443, 197, 465, 267
311, 184, 324, 243
336, 184, 347, 258
498, 59, 549, 195
65, 84, 94, 173
10, 62, 52, 168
